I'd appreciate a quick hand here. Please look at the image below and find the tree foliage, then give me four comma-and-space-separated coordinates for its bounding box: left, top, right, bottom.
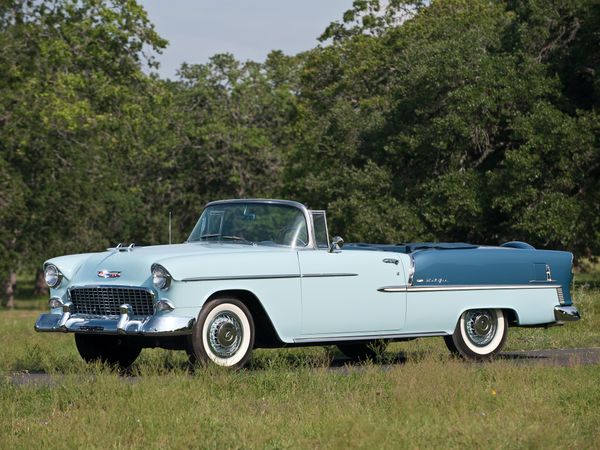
0, 0, 167, 276
161, 52, 299, 239
288, 0, 600, 255
0, 0, 599, 291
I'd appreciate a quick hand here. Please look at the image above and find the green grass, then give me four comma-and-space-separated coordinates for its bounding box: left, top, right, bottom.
9, 273, 48, 311
1, 333, 600, 449
1, 279, 600, 448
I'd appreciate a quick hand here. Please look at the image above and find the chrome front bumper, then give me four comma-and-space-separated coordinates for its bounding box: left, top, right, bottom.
35, 304, 195, 336
554, 305, 580, 322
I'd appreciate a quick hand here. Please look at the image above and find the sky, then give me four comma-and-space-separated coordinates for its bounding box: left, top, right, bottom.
138, 0, 353, 79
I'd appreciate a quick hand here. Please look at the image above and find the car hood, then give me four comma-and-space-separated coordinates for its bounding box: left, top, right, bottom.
48, 243, 290, 287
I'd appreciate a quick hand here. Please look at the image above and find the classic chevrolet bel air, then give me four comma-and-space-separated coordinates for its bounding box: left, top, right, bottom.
35, 199, 580, 368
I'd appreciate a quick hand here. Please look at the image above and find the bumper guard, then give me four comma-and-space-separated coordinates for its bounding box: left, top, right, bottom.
554, 305, 580, 322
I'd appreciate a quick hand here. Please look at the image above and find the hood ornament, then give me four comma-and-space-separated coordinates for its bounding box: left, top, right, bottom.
97, 270, 121, 279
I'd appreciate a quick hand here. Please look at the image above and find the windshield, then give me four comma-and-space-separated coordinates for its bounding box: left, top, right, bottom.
187, 202, 309, 247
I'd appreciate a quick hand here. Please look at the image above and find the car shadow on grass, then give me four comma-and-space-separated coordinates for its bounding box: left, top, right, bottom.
329, 353, 408, 368
9, 348, 598, 386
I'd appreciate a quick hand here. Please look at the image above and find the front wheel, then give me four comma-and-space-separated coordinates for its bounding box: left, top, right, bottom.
74, 334, 141, 368
444, 309, 507, 360
187, 298, 255, 369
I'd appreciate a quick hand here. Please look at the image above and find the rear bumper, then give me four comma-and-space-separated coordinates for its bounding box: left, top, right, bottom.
34, 311, 195, 336
554, 305, 580, 322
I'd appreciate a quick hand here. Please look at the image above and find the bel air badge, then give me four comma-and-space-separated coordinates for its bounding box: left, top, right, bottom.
97, 270, 121, 279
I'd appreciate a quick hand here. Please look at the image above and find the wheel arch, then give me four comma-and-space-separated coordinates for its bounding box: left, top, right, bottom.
503, 308, 519, 326
204, 289, 284, 348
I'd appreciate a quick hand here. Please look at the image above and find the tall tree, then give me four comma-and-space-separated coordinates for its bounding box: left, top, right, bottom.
0, 0, 167, 297
287, 0, 600, 255
153, 51, 299, 240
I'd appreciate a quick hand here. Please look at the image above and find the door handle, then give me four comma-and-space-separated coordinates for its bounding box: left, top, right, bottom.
383, 258, 399, 265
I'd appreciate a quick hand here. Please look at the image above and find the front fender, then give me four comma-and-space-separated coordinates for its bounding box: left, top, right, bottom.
45, 252, 99, 282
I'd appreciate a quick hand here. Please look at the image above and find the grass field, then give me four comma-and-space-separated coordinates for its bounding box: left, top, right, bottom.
1, 278, 600, 448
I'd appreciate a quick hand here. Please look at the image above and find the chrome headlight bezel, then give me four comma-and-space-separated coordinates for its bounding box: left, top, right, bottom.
44, 264, 63, 289
151, 264, 171, 291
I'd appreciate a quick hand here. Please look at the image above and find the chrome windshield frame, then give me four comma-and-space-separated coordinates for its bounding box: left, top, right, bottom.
192, 199, 318, 250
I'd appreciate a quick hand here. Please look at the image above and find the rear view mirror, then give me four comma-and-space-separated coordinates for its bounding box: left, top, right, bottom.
329, 236, 344, 253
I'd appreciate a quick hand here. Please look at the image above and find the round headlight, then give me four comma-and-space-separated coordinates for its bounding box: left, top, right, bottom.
44, 264, 62, 288
152, 264, 171, 290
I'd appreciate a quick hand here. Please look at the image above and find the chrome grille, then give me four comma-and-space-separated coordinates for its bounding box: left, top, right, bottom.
70, 287, 154, 316
557, 287, 565, 305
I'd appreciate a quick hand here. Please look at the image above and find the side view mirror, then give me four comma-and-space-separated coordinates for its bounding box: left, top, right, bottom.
329, 236, 344, 253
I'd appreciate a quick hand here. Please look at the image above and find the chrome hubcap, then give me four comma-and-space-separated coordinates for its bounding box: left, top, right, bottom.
207, 312, 243, 358
464, 310, 497, 346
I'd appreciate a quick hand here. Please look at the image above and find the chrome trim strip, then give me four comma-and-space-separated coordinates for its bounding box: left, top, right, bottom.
302, 273, 358, 278
206, 198, 307, 209
378, 284, 562, 293
556, 287, 565, 305
294, 331, 446, 343
378, 285, 408, 292
181, 273, 358, 282
182, 274, 301, 282
107, 242, 136, 252
69, 284, 156, 295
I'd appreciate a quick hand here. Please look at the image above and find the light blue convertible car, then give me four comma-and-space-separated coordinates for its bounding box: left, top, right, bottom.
35, 199, 580, 368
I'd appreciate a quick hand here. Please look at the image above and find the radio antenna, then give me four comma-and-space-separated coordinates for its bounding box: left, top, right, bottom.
169, 211, 172, 245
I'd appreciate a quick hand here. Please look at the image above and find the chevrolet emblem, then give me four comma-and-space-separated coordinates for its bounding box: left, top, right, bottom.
97, 270, 121, 279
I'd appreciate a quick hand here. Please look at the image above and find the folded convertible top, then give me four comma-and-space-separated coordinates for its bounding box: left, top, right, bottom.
345, 242, 479, 254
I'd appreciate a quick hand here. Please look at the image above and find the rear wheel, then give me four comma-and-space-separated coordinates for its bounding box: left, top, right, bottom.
187, 298, 255, 369
444, 309, 507, 360
74, 334, 141, 368
337, 340, 388, 361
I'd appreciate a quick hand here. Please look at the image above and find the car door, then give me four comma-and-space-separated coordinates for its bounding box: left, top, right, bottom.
297, 249, 407, 336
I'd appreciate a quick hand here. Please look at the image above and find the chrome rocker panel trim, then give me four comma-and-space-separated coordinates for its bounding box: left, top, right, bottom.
294, 331, 446, 344
554, 305, 580, 322
34, 312, 195, 336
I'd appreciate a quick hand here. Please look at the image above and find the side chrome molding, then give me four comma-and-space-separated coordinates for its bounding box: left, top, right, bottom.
182, 273, 358, 282
378, 284, 562, 293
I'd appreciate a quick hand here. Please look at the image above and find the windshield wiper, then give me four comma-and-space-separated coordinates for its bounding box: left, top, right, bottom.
198, 234, 255, 245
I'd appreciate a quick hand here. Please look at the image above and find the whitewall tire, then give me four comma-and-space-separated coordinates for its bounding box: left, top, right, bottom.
444, 309, 507, 360
187, 298, 255, 368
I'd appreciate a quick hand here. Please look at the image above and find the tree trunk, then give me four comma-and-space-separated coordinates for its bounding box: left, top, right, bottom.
3, 271, 16, 309
33, 268, 48, 296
